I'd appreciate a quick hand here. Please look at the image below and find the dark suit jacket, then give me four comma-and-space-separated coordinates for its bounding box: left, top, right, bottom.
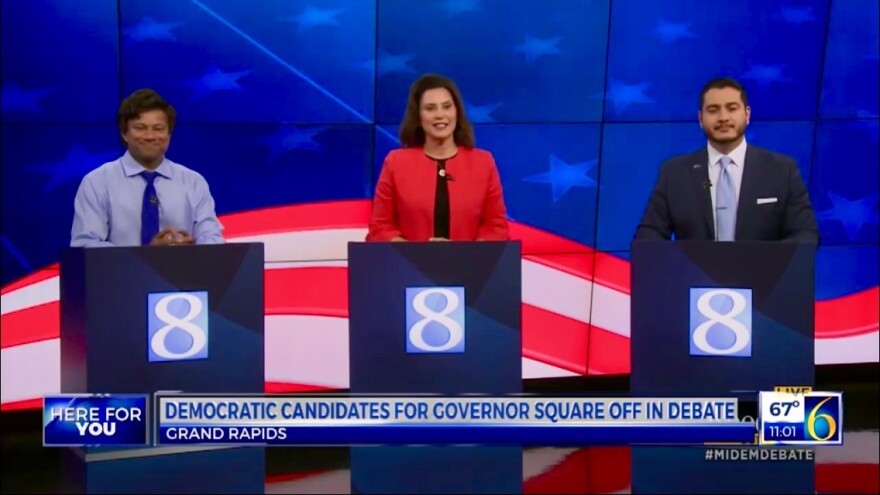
635, 145, 819, 242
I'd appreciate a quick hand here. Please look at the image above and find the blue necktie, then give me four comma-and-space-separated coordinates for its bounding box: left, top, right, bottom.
141, 171, 160, 246
715, 156, 736, 241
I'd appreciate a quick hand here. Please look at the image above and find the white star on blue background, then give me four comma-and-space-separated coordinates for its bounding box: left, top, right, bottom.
742, 63, 790, 86
442, 0, 481, 17
27, 145, 119, 194
1, 83, 55, 114
523, 155, 598, 202
123, 17, 183, 42
777, 6, 816, 24
443, 0, 482, 17
603, 80, 656, 114
256, 126, 326, 163
513, 34, 563, 64
466, 102, 503, 123
370, 50, 418, 77
182, 66, 252, 100
651, 20, 697, 43
285, 6, 345, 33
817, 191, 879, 240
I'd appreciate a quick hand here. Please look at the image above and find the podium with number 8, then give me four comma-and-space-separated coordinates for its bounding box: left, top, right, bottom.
631, 242, 818, 495
631, 240, 816, 397
348, 241, 524, 494
59, 244, 266, 494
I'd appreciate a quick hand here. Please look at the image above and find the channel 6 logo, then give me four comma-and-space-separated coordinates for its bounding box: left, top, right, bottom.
803, 394, 842, 443
147, 291, 209, 362
405, 287, 465, 354
689, 287, 752, 357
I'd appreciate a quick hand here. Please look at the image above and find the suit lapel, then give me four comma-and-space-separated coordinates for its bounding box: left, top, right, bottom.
689, 149, 714, 239
735, 146, 760, 239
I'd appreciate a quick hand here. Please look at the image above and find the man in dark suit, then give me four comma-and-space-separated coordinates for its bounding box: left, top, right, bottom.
635, 78, 819, 242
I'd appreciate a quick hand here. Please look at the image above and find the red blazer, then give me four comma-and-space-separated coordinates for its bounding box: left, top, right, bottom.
367, 147, 510, 241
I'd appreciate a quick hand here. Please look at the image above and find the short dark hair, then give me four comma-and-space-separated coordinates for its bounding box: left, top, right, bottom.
117, 88, 177, 134
699, 78, 749, 109
399, 74, 475, 148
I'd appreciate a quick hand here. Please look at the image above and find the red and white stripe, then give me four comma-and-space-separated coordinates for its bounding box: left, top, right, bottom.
2, 200, 878, 409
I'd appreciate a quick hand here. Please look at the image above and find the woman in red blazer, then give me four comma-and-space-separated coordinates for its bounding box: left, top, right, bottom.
367, 74, 510, 242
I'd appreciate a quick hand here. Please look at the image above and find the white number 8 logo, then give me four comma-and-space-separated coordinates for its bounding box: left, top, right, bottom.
409, 288, 464, 352
150, 293, 207, 360
692, 289, 750, 355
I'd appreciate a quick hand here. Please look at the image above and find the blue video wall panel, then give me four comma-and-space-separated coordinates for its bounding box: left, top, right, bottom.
375, 0, 610, 124
169, 124, 374, 215
811, 120, 879, 245
820, 0, 880, 118
119, 0, 376, 123
1, 123, 121, 272
1, 0, 119, 123
478, 124, 602, 249
605, 0, 830, 121
817, 245, 879, 299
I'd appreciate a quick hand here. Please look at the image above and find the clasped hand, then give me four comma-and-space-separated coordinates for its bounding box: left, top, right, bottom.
150, 227, 195, 246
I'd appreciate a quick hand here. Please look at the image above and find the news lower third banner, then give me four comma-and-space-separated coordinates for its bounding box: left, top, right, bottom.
43, 394, 149, 447
41, 393, 843, 447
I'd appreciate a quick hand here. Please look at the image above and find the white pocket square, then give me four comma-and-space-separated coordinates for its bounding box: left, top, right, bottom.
757, 197, 778, 205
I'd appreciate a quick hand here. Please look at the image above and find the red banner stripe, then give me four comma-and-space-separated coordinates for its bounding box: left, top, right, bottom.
815, 287, 880, 338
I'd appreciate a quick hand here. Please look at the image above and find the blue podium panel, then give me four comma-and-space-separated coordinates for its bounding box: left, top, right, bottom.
348, 241, 523, 395
59, 243, 265, 494
630, 241, 816, 398
60, 244, 265, 394
348, 241, 524, 494
631, 446, 815, 494
60, 447, 264, 495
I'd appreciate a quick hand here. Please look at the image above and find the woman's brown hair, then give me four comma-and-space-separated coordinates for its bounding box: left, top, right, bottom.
399, 74, 475, 148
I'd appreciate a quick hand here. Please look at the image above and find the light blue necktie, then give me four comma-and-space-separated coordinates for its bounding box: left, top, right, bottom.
715, 155, 736, 241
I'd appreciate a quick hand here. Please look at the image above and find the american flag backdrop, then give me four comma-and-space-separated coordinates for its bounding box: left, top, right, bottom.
2, 0, 878, 410
2, 200, 877, 410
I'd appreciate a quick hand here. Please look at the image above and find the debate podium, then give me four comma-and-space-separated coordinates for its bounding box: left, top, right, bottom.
629, 240, 816, 494
58, 243, 266, 494
348, 241, 524, 494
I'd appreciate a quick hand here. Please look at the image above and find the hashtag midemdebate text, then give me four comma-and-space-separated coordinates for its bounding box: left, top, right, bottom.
704, 447, 814, 462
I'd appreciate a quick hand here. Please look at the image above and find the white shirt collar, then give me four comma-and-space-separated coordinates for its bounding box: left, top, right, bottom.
707, 137, 748, 168
121, 150, 172, 179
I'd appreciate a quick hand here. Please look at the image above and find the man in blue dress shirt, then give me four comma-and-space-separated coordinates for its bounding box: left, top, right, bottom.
71, 89, 224, 247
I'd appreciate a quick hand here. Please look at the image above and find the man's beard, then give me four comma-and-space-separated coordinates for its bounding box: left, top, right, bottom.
705, 123, 745, 144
